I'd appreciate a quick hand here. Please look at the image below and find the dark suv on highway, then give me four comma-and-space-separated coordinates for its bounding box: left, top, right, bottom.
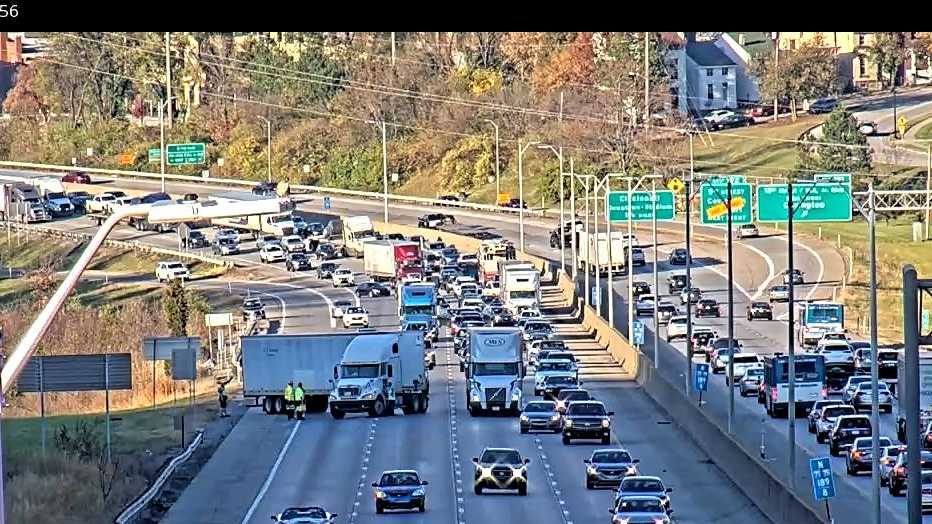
829, 415, 872, 456
562, 401, 613, 445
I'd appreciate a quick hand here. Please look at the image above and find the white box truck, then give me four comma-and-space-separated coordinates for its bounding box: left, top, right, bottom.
577, 231, 626, 275
0, 183, 51, 223
329, 331, 429, 418
896, 352, 932, 443
242, 333, 358, 415
503, 269, 540, 313
342, 215, 377, 257
466, 328, 524, 416
31, 177, 75, 217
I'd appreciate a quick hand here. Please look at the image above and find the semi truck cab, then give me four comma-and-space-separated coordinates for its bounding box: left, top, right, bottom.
466, 328, 524, 416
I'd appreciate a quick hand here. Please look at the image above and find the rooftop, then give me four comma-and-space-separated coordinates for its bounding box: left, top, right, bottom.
686, 41, 735, 67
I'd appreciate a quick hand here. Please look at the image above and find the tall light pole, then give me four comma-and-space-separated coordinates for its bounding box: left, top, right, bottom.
368, 119, 390, 223
484, 119, 501, 198
165, 32, 172, 129
159, 98, 167, 193
517, 140, 539, 252
569, 158, 577, 277
539, 144, 564, 273
256, 115, 272, 183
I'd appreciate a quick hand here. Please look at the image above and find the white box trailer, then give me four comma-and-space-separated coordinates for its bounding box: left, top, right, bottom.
242, 333, 358, 415
577, 231, 625, 274
503, 269, 540, 313
896, 352, 932, 442
209, 191, 296, 238
342, 215, 377, 257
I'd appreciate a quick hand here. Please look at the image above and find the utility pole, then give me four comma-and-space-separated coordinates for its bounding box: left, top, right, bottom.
594, 177, 602, 316
159, 100, 166, 193
644, 31, 651, 123
165, 32, 172, 129
517, 140, 539, 252
726, 180, 735, 433
583, 175, 590, 306
773, 32, 779, 123
626, 177, 635, 339
787, 181, 797, 489
570, 158, 577, 277
256, 116, 272, 183
606, 176, 614, 329
685, 135, 695, 393
540, 145, 565, 273
381, 120, 389, 223
652, 178, 659, 368
868, 184, 881, 524
391, 32, 396, 67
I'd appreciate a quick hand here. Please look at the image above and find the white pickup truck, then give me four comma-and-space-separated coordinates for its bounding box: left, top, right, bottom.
155, 261, 190, 282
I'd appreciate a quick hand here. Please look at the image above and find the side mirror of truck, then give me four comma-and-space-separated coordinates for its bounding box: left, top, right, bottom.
421, 480, 429, 485
371, 482, 379, 487
471, 457, 479, 464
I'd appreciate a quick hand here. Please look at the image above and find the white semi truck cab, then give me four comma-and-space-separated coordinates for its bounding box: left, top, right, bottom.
329, 331, 429, 418
797, 302, 845, 347
466, 328, 524, 416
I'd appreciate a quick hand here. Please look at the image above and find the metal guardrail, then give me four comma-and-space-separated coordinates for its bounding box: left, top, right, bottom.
0, 160, 548, 217
1, 221, 235, 269
114, 430, 204, 524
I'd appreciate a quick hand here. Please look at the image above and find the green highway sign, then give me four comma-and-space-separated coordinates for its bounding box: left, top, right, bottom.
756, 183, 853, 222
700, 182, 752, 225
166, 143, 206, 166
148, 148, 161, 164
607, 191, 676, 222
706, 174, 746, 185
814, 173, 852, 184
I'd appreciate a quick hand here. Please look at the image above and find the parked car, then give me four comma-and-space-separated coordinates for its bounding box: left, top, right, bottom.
809, 98, 839, 114
746, 301, 773, 320
703, 109, 736, 124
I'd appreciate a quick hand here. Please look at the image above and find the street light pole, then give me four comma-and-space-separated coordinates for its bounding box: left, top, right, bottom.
570, 158, 578, 278
726, 180, 735, 433
652, 178, 659, 368
685, 135, 695, 393
594, 177, 602, 316
485, 119, 500, 197
517, 140, 539, 252
868, 184, 881, 524
159, 100, 166, 193
627, 177, 634, 340
539, 145, 565, 274
381, 120, 388, 223
256, 115, 272, 183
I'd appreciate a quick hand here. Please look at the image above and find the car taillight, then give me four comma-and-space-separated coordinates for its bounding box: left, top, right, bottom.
896, 466, 907, 476
771, 387, 778, 401
852, 451, 862, 460
821, 386, 828, 398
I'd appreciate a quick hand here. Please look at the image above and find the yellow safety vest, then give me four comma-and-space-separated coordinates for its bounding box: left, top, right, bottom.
284, 385, 293, 401
294, 387, 305, 402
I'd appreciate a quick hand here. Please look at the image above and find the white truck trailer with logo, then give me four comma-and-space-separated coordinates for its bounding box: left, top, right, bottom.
342, 215, 378, 257
466, 328, 524, 416
577, 231, 626, 275
242, 333, 359, 415
329, 331, 429, 418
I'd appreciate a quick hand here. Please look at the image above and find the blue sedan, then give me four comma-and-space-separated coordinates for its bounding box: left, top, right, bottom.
372, 470, 428, 513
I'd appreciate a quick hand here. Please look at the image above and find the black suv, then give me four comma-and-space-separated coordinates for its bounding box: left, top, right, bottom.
696, 299, 720, 317
562, 401, 614, 445
632, 281, 651, 299
472, 448, 530, 496
829, 415, 872, 456
668, 248, 689, 265
746, 301, 773, 320
182, 230, 209, 249
666, 274, 687, 294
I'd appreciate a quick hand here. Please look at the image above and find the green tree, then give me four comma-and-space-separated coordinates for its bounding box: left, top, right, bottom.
438, 135, 494, 194
753, 37, 838, 120
797, 107, 871, 174
236, 34, 343, 107
867, 32, 908, 89
162, 279, 189, 337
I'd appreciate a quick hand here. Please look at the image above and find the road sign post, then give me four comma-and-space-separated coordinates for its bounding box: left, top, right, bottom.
323, 197, 332, 210
631, 320, 644, 346
694, 362, 710, 406
166, 143, 207, 166
810, 457, 836, 522
607, 191, 675, 222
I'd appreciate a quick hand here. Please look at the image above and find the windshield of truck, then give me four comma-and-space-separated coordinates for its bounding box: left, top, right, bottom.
879, 351, 899, 362
806, 304, 843, 325
404, 322, 428, 331
473, 362, 519, 376
341, 364, 380, 379
47, 192, 67, 199
404, 305, 434, 316
509, 290, 536, 299
270, 215, 292, 224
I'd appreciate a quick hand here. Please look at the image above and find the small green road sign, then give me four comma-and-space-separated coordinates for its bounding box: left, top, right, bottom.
148, 148, 161, 164
166, 143, 206, 166
607, 191, 676, 222
814, 173, 852, 184
700, 182, 752, 225
756, 183, 853, 222
706, 174, 746, 185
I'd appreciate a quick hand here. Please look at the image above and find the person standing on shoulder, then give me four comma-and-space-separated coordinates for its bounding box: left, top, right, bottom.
284, 380, 295, 420
217, 376, 233, 418
294, 382, 306, 420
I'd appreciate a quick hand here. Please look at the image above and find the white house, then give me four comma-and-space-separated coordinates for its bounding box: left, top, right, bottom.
715, 33, 761, 107
683, 37, 738, 113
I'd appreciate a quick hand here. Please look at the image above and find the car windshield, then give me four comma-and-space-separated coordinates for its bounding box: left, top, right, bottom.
538, 362, 573, 372
219, 238, 236, 246
473, 363, 519, 376
281, 508, 326, 520
772, 286, 788, 292
592, 451, 631, 463
523, 402, 555, 413
321, 264, 336, 271
567, 403, 606, 416
617, 499, 664, 513
480, 449, 521, 464
700, 300, 717, 306
243, 300, 261, 309
166, 263, 185, 270
622, 478, 664, 492
733, 356, 759, 364
380, 472, 420, 486
341, 364, 380, 379
752, 302, 769, 308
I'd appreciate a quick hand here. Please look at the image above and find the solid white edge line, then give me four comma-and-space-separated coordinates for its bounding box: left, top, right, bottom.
736, 241, 776, 300
239, 420, 302, 524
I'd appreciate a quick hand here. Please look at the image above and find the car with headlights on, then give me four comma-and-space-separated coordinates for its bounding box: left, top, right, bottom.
371, 470, 428, 513
562, 400, 613, 445
585, 448, 639, 489
813, 404, 856, 443
519, 400, 562, 433
342, 306, 369, 328
613, 476, 673, 515
746, 301, 773, 320
541, 375, 582, 400
270, 506, 338, 523
609, 496, 671, 524
555, 388, 593, 414
472, 448, 530, 496
690, 328, 717, 355
679, 287, 701, 305
846, 436, 894, 475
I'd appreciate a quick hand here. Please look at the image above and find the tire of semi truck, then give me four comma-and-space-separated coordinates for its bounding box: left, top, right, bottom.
369, 396, 387, 417
262, 396, 274, 414
273, 396, 286, 415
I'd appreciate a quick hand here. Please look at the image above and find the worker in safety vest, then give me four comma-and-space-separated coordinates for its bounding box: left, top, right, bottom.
294, 382, 306, 420
284, 380, 295, 420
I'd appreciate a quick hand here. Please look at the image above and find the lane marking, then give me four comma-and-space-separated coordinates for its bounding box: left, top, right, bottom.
240, 420, 302, 524
736, 241, 775, 300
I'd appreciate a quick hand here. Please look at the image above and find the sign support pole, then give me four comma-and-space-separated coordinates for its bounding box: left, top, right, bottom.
105, 355, 111, 464
867, 184, 881, 524
39, 357, 45, 454
727, 180, 735, 434
787, 181, 797, 489
594, 177, 601, 315
685, 160, 694, 394
607, 176, 614, 330
569, 159, 577, 278
583, 176, 590, 306
652, 178, 659, 369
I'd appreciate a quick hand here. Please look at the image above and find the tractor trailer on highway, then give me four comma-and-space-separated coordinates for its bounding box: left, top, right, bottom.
209, 191, 296, 238
0, 183, 51, 223
329, 331, 429, 418
577, 231, 626, 275
363, 240, 423, 283
466, 328, 524, 416
342, 215, 377, 257
896, 352, 932, 443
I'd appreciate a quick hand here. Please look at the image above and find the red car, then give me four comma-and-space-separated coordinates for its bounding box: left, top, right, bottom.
62, 171, 91, 184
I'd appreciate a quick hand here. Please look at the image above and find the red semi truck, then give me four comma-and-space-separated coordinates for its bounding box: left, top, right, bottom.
363, 240, 423, 283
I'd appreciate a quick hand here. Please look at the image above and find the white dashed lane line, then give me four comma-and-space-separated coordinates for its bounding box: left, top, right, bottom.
534, 436, 573, 524
445, 338, 466, 524
347, 420, 379, 524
